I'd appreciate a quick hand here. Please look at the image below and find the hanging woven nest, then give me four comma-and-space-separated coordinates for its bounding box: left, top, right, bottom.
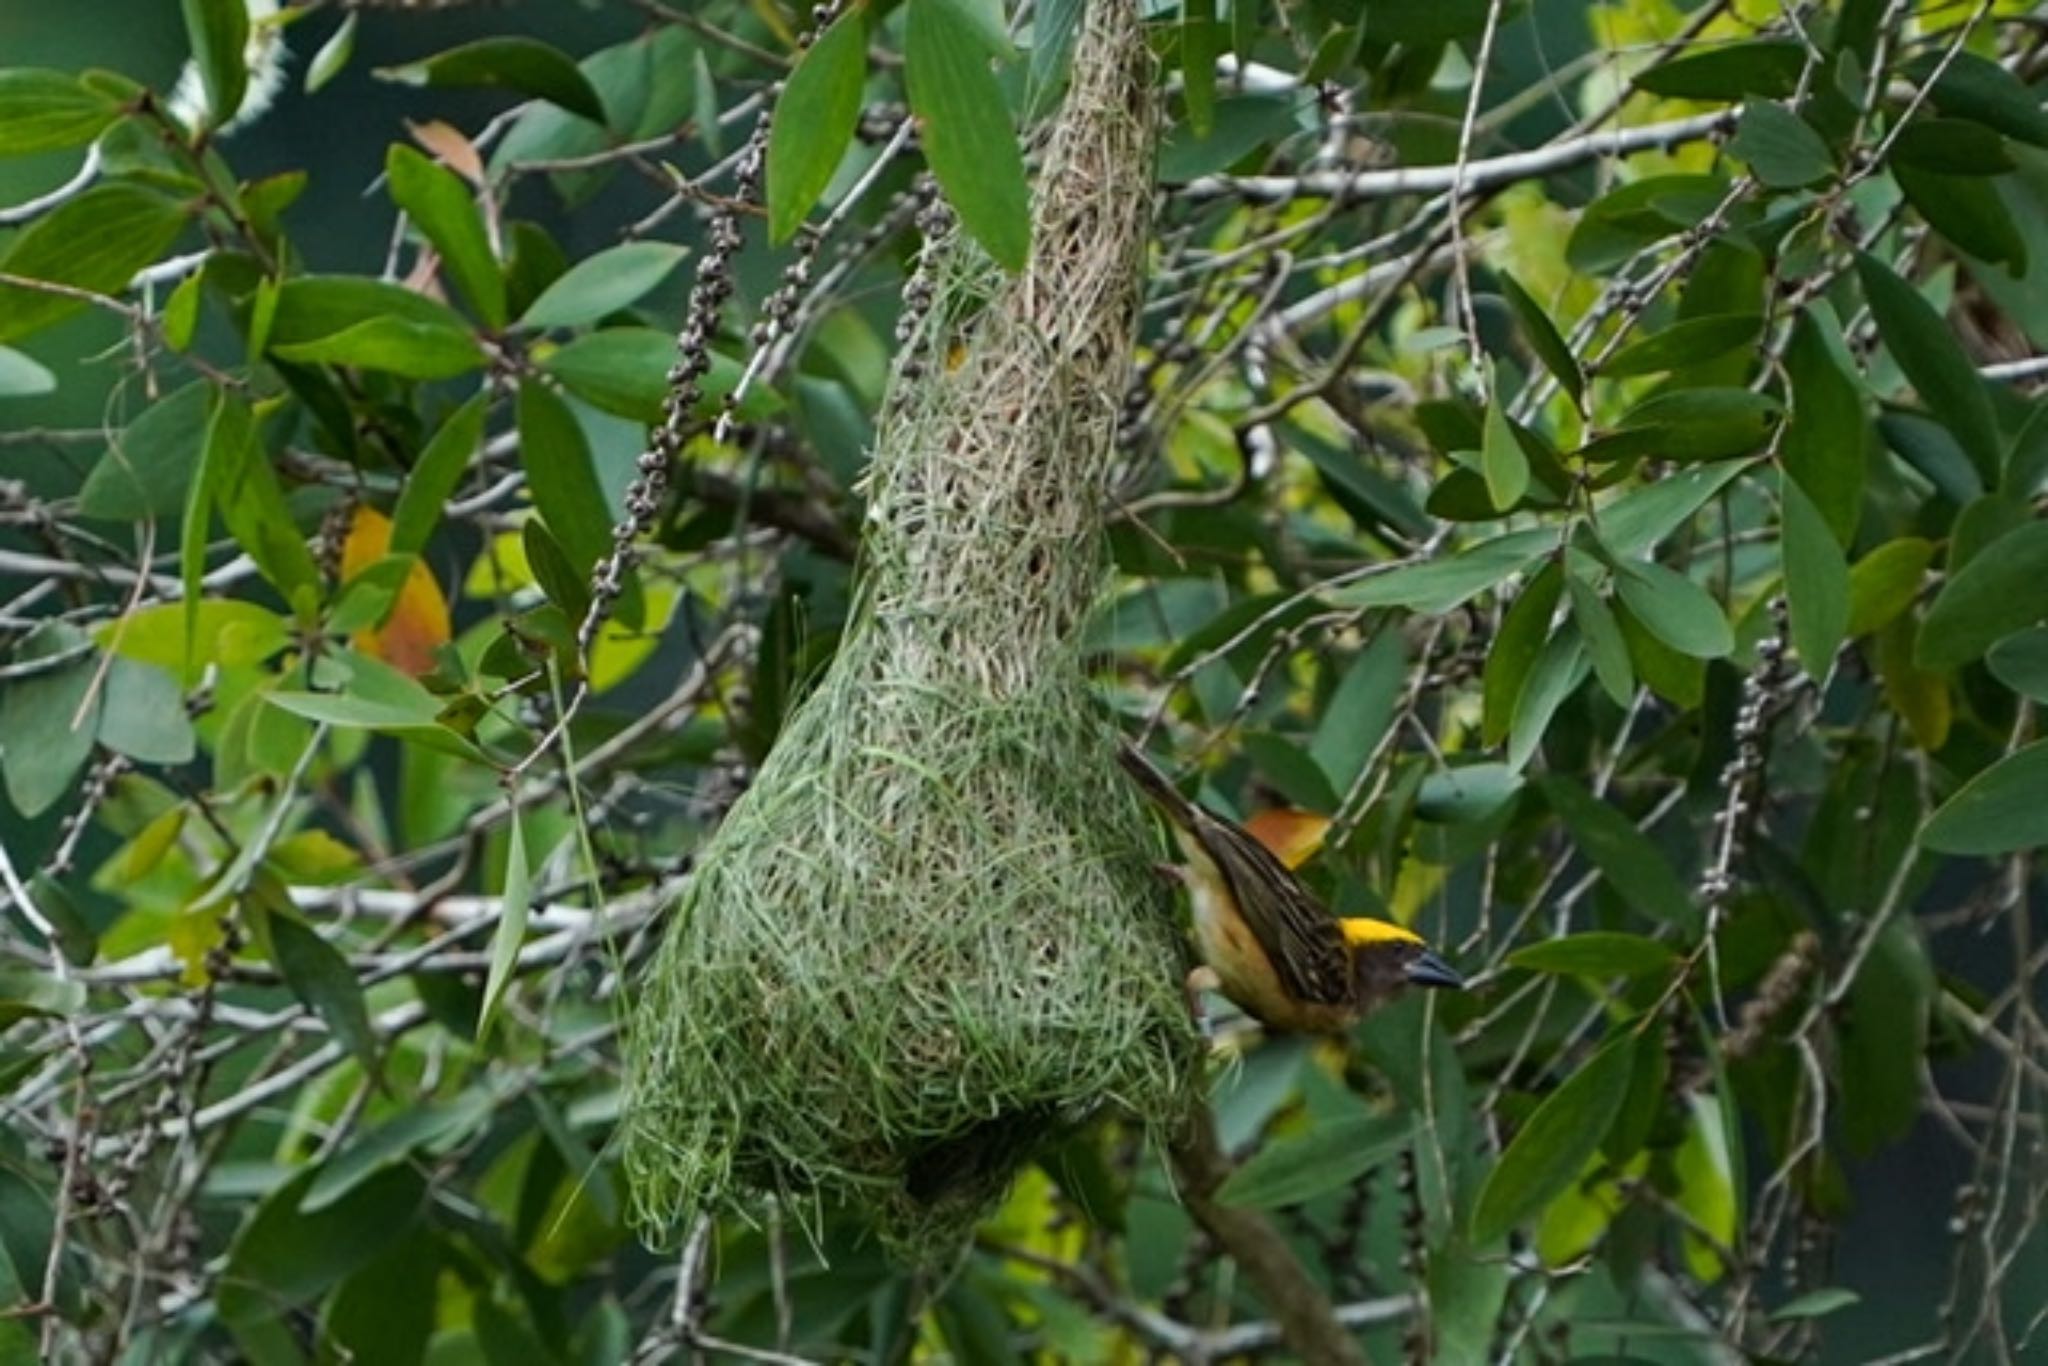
620, 0, 1199, 1255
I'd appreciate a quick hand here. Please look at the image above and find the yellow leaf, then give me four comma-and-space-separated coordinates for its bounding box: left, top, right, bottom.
1388, 854, 1444, 928
1876, 614, 1950, 751
344, 507, 452, 677
1674, 1093, 1738, 1284
113, 805, 187, 883
465, 529, 534, 599
267, 829, 361, 884
588, 583, 679, 694
1535, 1151, 1645, 1267
168, 902, 229, 986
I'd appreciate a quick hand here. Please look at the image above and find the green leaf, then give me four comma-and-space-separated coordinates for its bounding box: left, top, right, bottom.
1566, 564, 1634, 706
1891, 118, 2013, 175
1616, 561, 1733, 658
1330, 529, 1552, 614
1415, 763, 1523, 823
216, 1166, 424, 1336
77, 379, 213, 519
272, 316, 485, 379
768, 12, 868, 243
390, 394, 488, 558
1780, 472, 1849, 679
268, 912, 379, 1079
387, 145, 506, 327
0, 345, 55, 396
1568, 173, 1728, 273
97, 659, 195, 765
1837, 917, 1932, 1152
1309, 631, 1404, 794
24, 871, 95, 967
1470, 1031, 1636, 1245
1605, 1027, 1670, 1166
1538, 775, 1695, 929
210, 395, 322, 607
1157, 93, 1298, 181
376, 38, 606, 123
1987, 626, 2048, 703
1482, 560, 1563, 747
180, 0, 249, 130
518, 241, 689, 329
1498, 272, 1583, 402
1772, 1288, 1862, 1321
0, 183, 187, 345
1949, 493, 2030, 577
1856, 253, 2003, 482
323, 1230, 439, 1366
1921, 740, 2048, 855
1181, 0, 1220, 137
906, 0, 1032, 271
177, 388, 238, 675
516, 380, 615, 578
0, 624, 101, 818
103, 600, 286, 677
522, 518, 591, 621
1508, 933, 1678, 980
478, 816, 533, 1039
1616, 388, 1780, 462
0, 69, 123, 155
539, 326, 770, 424
266, 691, 489, 764
1846, 537, 1934, 638
269, 275, 471, 342
1616, 594, 1705, 707
1632, 40, 1805, 101
1908, 50, 2048, 148
304, 1091, 495, 1213
1896, 162, 2027, 273
1602, 313, 1761, 378
1216, 1113, 1416, 1210
0, 968, 87, 1026
306, 13, 358, 95
1598, 461, 1751, 558
1509, 629, 1589, 772
1916, 521, 2048, 670
1673, 1091, 1739, 1280
161, 269, 202, 351
1780, 308, 1866, 545
1729, 99, 1834, 187
1481, 400, 1528, 510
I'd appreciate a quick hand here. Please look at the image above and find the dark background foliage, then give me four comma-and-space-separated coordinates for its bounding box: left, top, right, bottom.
1, 1, 2045, 1362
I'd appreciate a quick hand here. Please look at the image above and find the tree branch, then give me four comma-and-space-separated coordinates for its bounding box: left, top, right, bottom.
1181, 111, 1731, 203
1169, 1110, 1374, 1366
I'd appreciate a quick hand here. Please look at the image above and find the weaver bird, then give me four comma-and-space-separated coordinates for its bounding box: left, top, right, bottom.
1119, 744, 1464, 1033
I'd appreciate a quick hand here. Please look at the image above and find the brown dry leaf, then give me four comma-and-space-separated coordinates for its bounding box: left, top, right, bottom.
407, 118, 487, 186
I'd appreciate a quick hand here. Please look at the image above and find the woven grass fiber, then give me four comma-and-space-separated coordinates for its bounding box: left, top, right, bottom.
620, 0, 1200, 1256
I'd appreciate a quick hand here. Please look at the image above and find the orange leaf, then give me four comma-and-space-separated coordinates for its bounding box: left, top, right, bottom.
343, 507, 451, 677
1243, 807, 1332, 870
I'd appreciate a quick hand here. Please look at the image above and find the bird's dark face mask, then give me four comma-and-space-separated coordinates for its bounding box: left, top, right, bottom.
1350, 940, 1465, 1010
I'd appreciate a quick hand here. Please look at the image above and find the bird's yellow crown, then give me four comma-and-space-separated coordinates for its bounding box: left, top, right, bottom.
1338, 917, 1424, 949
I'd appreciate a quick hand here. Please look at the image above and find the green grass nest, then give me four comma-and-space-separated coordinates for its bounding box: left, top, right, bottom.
618, 654, 1197, 1252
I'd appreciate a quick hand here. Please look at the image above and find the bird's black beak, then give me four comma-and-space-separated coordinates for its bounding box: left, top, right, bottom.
1405, 949, 1464, 990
